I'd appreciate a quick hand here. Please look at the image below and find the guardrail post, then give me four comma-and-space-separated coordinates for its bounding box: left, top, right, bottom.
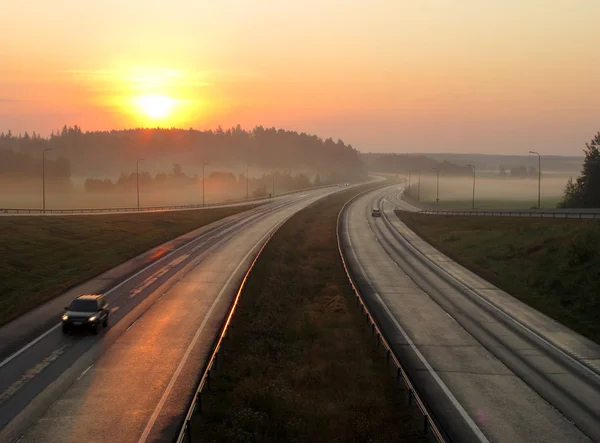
186, 419, 192, 443
195, 393, 202, 413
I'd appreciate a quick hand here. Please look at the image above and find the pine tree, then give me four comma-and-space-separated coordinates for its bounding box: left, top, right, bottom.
559, 132, 600, 208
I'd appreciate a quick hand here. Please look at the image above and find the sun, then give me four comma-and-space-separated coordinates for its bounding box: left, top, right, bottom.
135, 95, 175, 119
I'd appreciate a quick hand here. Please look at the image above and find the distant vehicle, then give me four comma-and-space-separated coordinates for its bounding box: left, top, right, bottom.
62, 294, 109, 334
371, 208, 381, 217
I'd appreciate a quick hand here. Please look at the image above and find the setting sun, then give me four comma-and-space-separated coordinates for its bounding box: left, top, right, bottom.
135, 95, 175, 119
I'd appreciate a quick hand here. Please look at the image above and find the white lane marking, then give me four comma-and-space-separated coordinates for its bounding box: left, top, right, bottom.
126, 319, 138, 332
110, 306, 120, 313
383, 204, 600, 380
0, 345, 68, 406
342, 208, 490, 443
0, 325, 61, 370
129, 254, 191, 298
77, 364, 94, 381
136, 223, 281, 443
0, 222, 235, 369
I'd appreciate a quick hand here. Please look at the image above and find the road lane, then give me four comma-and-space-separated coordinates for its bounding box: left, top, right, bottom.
0, 184, 363, 443
341, 185, 598, 442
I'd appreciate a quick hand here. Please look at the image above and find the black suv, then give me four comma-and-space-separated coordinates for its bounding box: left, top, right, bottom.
62, 294, 109, 334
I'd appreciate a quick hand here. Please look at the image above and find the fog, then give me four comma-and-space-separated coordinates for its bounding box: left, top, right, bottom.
0, 126, 367, 210
0, 166, 326, 210
406, 174, 569, 209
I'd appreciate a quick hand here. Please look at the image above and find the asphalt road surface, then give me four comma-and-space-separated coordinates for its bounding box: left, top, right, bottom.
0, 184, 362, 443
340, 185, 600, 443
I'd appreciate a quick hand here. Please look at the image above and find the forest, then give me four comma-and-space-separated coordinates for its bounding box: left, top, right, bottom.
0, 125, 366, 183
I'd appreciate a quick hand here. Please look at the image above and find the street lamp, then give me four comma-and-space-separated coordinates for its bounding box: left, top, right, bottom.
42, 148, 53, 213
467, 164, 476, 209
136, 158, 144, 211
529, 150, 541, 209
202, 162, 209, 207
432, 168, 440, 205
246, 164, 252, 199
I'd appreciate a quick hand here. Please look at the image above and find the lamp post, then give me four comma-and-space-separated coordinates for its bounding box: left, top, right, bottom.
42, 148, 52, 213
529, 150, 541, 209
246, 164, 253, 199
202, 162, 209, 207
467, 164, 476, 209
136, 158, 144, 211
432, 168, 439, 205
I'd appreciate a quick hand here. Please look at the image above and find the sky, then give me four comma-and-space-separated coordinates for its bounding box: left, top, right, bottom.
1, 0, 599, 155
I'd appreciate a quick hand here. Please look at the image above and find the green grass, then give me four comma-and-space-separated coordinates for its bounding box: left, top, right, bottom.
0, 205, 258, 326
416, 198, 561, 210
396, 211, 600, 344
194, 184, 425, 442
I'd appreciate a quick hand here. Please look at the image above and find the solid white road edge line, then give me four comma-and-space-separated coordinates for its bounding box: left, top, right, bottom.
136, 224, 278, 443
344, 199, 490, 443
0, 217, 245, 370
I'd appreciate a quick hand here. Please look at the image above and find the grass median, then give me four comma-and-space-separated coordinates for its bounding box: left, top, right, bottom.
194, 183, 426, 442
0, 205, 258, 326
397, 211, 600, 344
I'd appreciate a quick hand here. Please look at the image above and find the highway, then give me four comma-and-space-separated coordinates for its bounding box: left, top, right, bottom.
0, 184, 359, 443
340, 185, 600, 442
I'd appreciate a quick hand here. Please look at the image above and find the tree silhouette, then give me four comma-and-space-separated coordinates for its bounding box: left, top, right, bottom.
559, 132, 600, 208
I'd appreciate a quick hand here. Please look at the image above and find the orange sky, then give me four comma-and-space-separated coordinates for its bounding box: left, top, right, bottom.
1, 0, 599, 154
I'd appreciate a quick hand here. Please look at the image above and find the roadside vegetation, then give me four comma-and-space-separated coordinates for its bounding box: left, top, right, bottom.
0, 205, 257, 326
397, 211, 600, 344
195, 183, 425, 442
405, 197, 561, 211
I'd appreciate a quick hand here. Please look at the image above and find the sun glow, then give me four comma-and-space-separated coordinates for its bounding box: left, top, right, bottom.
135, 95, 176, 118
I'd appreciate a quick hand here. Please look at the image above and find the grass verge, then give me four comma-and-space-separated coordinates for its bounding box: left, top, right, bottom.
397, 211, 600, 344
194, 184, 426, 442
0, 205, 258, 326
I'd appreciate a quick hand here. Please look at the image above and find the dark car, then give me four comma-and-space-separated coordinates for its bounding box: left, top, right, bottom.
371, 208, 381, 217
62, 294, 109, 334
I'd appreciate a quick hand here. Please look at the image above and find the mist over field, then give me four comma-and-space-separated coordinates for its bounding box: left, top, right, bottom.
0, 126, 365, 209
407, 175, 569, 209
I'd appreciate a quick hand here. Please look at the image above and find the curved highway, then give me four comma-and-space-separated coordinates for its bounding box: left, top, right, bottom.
340, 185, 600, 442
0, 184, 361, 443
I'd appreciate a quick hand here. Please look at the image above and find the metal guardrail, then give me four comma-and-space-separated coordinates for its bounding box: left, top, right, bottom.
417, 209, 600, 219
0, 199, 261, 215
0, 183, 340, 215
174, 226, 276, 443
337, 187, 447, 443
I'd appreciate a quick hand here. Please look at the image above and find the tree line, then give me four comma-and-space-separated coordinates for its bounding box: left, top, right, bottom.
0, 125, 366, 183
360, 153, 472, 176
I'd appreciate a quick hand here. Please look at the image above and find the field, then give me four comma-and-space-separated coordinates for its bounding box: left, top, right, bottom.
0, 205, 257, 326
194, 185, 425, 442
397, 211, 600, 344
404, 175, 567, 210
415, 198, 561, 211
